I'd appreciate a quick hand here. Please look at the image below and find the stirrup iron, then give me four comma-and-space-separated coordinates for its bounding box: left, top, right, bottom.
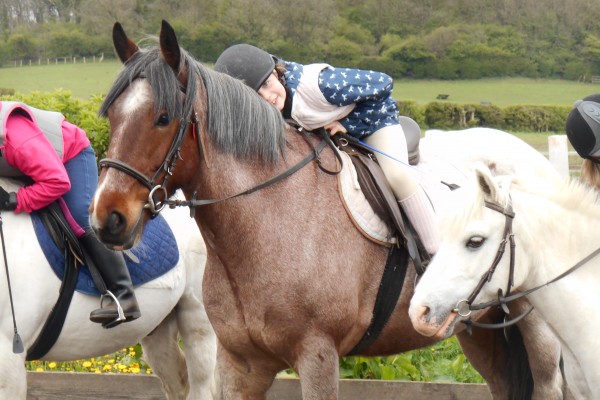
100, 290, 126, 322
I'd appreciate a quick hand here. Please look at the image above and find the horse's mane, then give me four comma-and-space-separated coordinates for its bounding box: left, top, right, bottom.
100, 42, 287, 163
447, 170, 600, 232
502, 173, 600, 219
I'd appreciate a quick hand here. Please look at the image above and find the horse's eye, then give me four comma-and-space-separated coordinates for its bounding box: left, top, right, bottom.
466, 236, 485, 249
157, 113, 170, 126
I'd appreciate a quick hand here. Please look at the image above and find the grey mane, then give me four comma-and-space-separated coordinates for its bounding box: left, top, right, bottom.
100, 43, 287, 163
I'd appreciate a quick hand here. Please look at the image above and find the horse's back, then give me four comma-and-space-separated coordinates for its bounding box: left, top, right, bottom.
416, 127, 562, 209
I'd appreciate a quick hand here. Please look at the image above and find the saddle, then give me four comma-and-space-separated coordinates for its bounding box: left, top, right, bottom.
332, 117, 430, 272
26, 201, 87, 360
26, 200, 179, 360
327, 117, 430, 355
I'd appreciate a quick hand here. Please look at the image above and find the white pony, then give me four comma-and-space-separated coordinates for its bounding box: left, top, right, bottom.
0, 179, 217, 399
409, 165, 600, 399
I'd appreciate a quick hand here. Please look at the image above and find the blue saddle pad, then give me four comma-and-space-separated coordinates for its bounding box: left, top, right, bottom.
32, 213, 180, 296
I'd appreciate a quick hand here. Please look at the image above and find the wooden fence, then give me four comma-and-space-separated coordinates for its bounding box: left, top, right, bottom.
26, 372, 491, 400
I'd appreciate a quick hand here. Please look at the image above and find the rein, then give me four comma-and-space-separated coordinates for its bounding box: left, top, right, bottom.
455, 198, 600, 333
0, 212, 24, 353
100, 72, 342, 218
165, 132, 338, 217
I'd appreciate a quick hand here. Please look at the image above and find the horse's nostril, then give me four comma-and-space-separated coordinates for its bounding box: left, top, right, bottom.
107, 211, 125, 236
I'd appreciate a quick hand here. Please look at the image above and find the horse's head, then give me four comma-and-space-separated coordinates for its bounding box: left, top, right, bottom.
90, 20, 202, 249
91, 20, 288, 249
408, 165, 519, 338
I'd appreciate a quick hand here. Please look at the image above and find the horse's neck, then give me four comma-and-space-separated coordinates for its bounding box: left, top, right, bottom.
190, 131, 340, 238
512, 189, 600, 287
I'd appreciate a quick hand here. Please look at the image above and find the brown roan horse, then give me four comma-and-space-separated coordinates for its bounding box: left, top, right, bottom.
91, 20, 569, 399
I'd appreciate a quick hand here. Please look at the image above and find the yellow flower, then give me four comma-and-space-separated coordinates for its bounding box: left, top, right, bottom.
48, 362, 57, 369
36, 367, 44, 372
94, 369, 101, 374
103, 365, 112, 371
82, 361, 92, 368
108, 359, 115, 364
131, 367, 140, 374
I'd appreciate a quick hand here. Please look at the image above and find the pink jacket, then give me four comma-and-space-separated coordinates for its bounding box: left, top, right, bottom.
3, 112, 90, 213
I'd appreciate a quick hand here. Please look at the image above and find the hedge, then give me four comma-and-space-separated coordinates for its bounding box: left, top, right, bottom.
399, 100, 571, 132
0, 91, 571, 164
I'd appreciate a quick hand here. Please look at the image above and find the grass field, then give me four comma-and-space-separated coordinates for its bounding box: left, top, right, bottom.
2, 60, 599, 106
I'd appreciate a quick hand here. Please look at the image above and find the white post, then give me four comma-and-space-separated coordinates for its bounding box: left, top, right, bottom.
548, 135, 569, 178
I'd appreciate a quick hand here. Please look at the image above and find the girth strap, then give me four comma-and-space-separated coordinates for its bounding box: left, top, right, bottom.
348, 244, 409, 355
26, 202, 85, 361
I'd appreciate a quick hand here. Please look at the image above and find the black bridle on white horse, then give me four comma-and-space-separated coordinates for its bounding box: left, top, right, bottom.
455, 198, 600, 334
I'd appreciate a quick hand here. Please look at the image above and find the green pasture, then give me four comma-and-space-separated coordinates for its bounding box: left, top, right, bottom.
2, 61, 599, 106
396, 78, 598, 107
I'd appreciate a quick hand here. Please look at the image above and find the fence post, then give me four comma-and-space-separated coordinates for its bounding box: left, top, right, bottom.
548, 135, 569, 178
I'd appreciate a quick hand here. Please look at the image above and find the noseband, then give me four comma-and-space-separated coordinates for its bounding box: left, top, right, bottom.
100, 111, 199, 216
455, 197, 600, 334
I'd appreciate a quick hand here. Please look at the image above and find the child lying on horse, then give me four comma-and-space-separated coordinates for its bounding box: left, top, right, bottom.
0, 101, 140, 328
214, 44, 439, 256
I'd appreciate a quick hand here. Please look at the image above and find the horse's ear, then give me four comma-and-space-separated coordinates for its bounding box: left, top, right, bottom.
474, 164, 498, 201
113, 22, 140, 64
159, 20, 181, 72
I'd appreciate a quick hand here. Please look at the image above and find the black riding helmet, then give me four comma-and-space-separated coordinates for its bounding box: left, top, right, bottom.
214, 44, 276, 92
566, 94, 600, 159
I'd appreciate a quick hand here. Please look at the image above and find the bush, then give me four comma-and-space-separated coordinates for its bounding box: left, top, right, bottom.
396, 100, 425, 127
502, 105, 570, 132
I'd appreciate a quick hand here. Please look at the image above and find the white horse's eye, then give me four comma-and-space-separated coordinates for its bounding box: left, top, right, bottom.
466, 236, 485, 249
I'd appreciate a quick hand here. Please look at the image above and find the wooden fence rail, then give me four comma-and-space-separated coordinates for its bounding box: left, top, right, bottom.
26, 372, 491, 400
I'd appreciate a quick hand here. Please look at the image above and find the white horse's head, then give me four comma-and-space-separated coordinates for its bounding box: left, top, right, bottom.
408, 165, 522, 338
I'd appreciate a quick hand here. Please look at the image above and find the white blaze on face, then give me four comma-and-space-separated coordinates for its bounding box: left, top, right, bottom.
91, 80, 153, 225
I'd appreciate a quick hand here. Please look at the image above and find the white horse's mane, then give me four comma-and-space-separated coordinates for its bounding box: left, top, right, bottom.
445, 171, 600, 233
508, 175, 600, 219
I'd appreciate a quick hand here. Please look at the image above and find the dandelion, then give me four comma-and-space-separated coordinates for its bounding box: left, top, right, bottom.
131, 367, 140, 374
48, 362, 57, 369
36, 367, 43, 372
82, 361, 92, 368
103, 365, 112, 371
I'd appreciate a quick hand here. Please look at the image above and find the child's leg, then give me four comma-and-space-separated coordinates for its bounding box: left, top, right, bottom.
363, 125, 440, 254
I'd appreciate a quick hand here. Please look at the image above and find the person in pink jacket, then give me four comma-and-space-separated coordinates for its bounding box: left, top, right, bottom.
0, 101, 140, 328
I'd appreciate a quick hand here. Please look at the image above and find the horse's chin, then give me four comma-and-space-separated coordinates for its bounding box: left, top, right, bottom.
411, 307, 459, 339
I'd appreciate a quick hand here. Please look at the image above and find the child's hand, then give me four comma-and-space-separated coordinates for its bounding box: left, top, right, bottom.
324, 121, 347, 136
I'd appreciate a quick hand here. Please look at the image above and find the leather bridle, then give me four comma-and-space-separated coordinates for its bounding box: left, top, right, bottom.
454, 197, 600, 333
99, 74, 341, 219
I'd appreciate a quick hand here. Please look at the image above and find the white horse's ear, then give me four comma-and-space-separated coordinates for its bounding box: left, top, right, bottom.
474, 164, 499, 202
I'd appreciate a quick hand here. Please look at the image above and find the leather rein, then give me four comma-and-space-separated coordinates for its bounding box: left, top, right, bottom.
455, 198, 600, 333
99, 75, 341, 218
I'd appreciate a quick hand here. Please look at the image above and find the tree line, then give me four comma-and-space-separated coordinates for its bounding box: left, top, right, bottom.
1, 0, 600, 80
